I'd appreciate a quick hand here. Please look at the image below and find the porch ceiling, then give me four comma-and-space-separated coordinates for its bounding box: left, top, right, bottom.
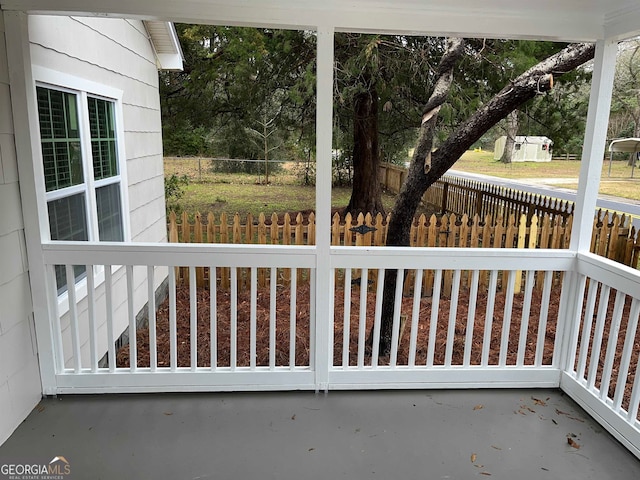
2, 0, 640, 41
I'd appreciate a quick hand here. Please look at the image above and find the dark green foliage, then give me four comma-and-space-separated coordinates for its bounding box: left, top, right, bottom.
160, 25, 316, 165
164, 173, 189, 211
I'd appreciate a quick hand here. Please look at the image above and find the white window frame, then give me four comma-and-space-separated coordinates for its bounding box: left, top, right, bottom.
32, 66, 131, 313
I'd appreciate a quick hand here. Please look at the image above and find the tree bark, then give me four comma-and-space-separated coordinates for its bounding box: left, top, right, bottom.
346, 87, 386, 216
500, 110, 519, 163
376, 41, 596, 356
376, 37, 465, 354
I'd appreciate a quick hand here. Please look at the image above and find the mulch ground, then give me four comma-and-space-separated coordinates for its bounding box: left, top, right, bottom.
117, 282, 639, 417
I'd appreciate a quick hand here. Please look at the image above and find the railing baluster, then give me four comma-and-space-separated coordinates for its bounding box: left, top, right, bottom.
148, 266, 157, 372
357, 268, 369, 369
408, 269, 424, 367
105, 265, 115, 373
342, 269, 352, 368
169, 267, 177, 372
587, 285, 611, 390
65, 264, 81, 373
390, 268, 405, 368
535, 271, 553, 366
190, 267, 197, 371
463, 270, 480, 366
48, 265, 65, 374
600, 291, 626, 401
499, 270, 516, 366
126, 265, 136, 373
86, 265, 98, 373
627, 350, 640, 422
565, 274, 587, 374
230, 267, 238, 371
289, 271, 297, 370
482, 270, 498, 366
309, 271, 316, 371
576, 280, 600, 380
210, 266, 217, 371
445, 270, 461, 367
250, 267, 257, 370
427, 270, 442, 367
269, 268, 276, 370
614, 298, 640, 411
371, 269, 385, 368
516, 271, 535, 366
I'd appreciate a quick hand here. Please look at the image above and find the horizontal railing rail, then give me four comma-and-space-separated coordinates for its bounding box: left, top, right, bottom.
42, 241, 317, 268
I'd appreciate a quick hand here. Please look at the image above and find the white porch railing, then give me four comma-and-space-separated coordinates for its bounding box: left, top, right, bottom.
39, 242, 639, 458
561, 252, 640, 458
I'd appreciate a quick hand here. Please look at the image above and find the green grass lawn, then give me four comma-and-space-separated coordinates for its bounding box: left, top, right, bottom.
165, 158, 399, 220
454, 150, 640, 201
165, 152, 640, 219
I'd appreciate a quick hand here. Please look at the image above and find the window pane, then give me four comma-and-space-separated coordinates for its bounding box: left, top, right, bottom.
48, 194, 88, 291
88, 97, 118, 180
96, 184, 124, 241
37, 87, 84, 192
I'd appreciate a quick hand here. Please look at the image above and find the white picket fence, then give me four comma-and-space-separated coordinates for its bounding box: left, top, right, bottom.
40, 241, 640, 458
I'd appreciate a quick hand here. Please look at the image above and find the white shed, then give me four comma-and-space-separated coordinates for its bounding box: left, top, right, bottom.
494, 136, 553, 162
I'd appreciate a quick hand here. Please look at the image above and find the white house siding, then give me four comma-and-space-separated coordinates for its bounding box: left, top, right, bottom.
28, 16, 167, 368
0, 13, 42, 446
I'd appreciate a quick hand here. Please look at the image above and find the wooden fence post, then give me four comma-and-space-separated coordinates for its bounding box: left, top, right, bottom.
441, 182, 449, 215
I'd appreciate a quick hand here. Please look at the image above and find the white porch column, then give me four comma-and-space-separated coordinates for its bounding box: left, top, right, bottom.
5, 12, 59, 394
569, 39, 618, 253
314, 24, 334, 390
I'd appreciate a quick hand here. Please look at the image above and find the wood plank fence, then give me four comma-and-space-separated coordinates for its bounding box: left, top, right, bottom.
380, 162, 574, 222
168, 208, 640, 294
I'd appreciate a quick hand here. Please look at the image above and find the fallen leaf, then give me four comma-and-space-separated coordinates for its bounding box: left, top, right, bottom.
532, 396, 547, 406
480, 472, 492, 476
552, 419, 558, 425
526, 406, 536, 413
471, 453, 477, 463
541, 467, 549, 471
473, 404, 484, 410
37, 405, 46, 413
308, 448, 315, 452
491, 445, 502, 450
567, 437, 580, 449
556, 408, 570, 416
163, 412, 173, 416
291, 414, 296, 420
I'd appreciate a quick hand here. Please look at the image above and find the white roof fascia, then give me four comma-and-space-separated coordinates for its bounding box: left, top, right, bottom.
0, 0, 618, 42
143, 20, 183, 71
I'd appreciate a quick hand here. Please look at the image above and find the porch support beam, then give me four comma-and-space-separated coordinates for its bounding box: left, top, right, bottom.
5, 11, 58, 395
569, 39, 618, 253
314, 24, 334, 390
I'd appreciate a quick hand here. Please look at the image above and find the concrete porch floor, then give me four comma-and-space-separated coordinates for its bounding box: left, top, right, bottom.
1, 389, 638, 479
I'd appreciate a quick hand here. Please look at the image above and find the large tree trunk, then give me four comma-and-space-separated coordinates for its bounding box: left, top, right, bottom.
500, 110, 519, 163
376, 38, 465, 354
346, 87, 385, 216
376, 41, 596, 356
